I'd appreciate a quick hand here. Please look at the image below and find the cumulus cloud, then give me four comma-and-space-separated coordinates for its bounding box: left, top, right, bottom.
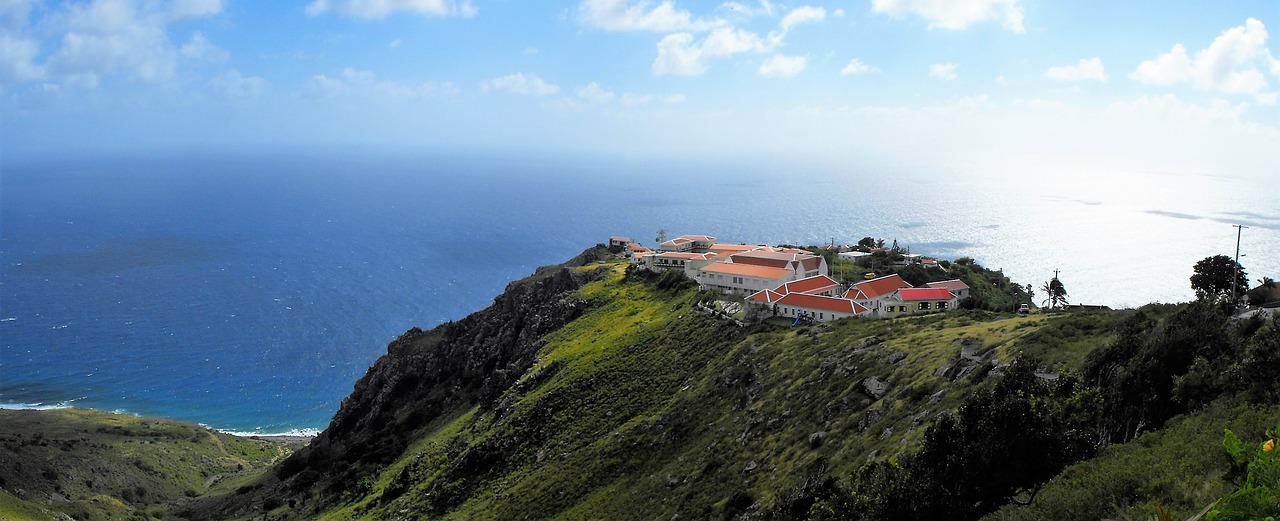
576, 82, 616, 104
209, 68, 265, 99
1044, 57, 1107, 82
651, 26, 766, 75
929, 62, 957, 80
0, 32, 43, 83
758, 53, 805, 77
180, 31, 229, 62
578, 0, 724, 32
1129, 18, 1280, 101
765, 5, 824, 45
840, 58, 878, 75
481, 72, 559, 95
309, 67, 458, 100
305, 0, 477, 19
872, 0, 1024, 33
0, 0, 228, 87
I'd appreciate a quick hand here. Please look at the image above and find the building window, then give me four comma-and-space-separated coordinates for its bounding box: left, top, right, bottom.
918, 302, 930, 310
938, 302, 948, 310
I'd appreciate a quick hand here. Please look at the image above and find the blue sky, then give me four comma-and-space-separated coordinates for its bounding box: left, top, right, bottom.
2, 0, 1278, 174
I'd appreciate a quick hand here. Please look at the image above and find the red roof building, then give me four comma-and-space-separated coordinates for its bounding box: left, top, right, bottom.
846, 274, 912, 301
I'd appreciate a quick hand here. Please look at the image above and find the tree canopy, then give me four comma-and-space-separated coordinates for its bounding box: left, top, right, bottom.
1190, 255, 1247, 301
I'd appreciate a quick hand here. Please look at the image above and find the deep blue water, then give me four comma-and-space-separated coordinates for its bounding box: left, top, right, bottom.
2, 151, 1276, 434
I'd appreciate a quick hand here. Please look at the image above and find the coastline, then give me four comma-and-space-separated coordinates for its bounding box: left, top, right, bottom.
0, 403, 319, 441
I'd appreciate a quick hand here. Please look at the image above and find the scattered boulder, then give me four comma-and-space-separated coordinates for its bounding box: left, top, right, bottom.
928, 389, 945, 404
886, 351, 906, 364
861, 377, 888, 399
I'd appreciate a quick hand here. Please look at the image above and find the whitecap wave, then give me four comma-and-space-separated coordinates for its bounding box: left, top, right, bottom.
216, 427, 321, 438
0, 401, 75, 411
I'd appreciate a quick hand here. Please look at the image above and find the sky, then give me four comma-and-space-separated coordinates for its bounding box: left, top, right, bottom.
2, 0, 1278, 173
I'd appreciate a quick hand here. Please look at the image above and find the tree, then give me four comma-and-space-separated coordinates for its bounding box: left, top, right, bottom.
857, 236, 877, 249
1025, 284, 1035, 308
1041, 273, 1068, 309
1190, 255, 1247, 301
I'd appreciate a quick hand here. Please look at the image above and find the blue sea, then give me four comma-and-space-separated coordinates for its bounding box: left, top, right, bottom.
2, 150, 1276, 434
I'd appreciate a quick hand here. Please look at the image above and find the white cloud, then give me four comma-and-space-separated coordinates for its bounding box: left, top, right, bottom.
578, 0, 724, 32
929, 62, 957, 80
0, 0, 229, 87
305, 0, 476, 19
209, 68, 265, 99
310, 67, 458, 100
872, 0, 1024, 33
779, 5, 824, 31
652, 27, 766, 75
758, 53, 805, 77
482, 72, 559, 95
522, 47, 539, 55
389, 38, 402, 49
180, 31, 229, 62
576, 82, 616, 104
764, 5, 824, 45
840, 58, 878, 75
0, 32, 43, 83
1044, 57, 1107, 82
1130, 18, 1280, 101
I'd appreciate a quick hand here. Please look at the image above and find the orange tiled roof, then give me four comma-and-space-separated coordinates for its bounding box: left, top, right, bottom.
778, 293, 867, 315
748, 289, 785, 303
778, 275, 840, 295
701, 262, 794, 279
627, 243, 651, 252
850, 274, 912, 300
709, 243, 763, 254
676, 234, 716, 242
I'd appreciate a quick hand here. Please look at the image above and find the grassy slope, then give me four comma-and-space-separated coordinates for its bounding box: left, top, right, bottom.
317, 261, 1121, 519
987, 401, 1280, 521
0, 408, 300, 521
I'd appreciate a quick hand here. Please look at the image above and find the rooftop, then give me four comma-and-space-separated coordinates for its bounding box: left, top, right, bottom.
701, 262, 795, 279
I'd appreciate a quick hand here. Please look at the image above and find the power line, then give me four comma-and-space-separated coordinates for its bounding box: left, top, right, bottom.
1233, 224, 1248, 304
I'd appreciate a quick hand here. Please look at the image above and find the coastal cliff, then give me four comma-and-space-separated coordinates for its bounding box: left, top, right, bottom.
9, 247, 1277, 520
189, 247, 615, 518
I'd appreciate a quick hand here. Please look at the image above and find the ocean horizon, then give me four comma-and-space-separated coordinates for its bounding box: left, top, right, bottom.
3, 150, 1276, 434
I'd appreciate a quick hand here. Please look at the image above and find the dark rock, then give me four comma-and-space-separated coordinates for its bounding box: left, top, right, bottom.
886, 351, 907, 364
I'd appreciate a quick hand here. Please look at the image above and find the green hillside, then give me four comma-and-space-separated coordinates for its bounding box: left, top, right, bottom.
0, 408, 300, 520
8, 252, 1278, 520
223, 258, 1150, 520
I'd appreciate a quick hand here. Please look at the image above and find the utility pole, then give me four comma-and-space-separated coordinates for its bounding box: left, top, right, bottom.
1233, 224, 1248, 304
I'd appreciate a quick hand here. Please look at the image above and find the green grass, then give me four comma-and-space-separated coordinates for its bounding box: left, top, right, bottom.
0, 408, 299, 521
986, 401, 1280, 521
302, 262, 1119, 520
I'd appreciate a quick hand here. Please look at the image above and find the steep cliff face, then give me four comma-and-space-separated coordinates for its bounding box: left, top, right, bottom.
191, 247, 611, 518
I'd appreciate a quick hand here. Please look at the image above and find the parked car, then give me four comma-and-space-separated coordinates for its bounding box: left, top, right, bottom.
1018, 304, 1030, 314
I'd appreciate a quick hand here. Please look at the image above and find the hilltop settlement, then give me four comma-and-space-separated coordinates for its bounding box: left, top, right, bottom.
609, 234, 970, 322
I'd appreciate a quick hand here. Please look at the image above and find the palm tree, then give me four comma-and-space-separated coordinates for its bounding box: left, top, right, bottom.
1041, 272, 1069, 309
